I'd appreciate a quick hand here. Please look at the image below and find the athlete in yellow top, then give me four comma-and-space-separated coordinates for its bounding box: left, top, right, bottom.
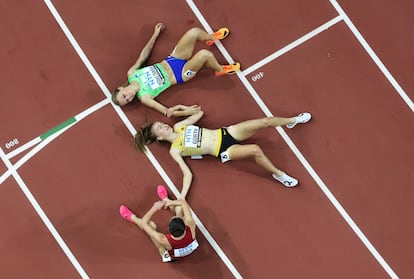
112, 23, 240, 117
134, 109, 312, 199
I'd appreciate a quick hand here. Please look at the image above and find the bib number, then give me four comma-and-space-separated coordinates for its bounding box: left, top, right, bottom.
173, 239, 199, 257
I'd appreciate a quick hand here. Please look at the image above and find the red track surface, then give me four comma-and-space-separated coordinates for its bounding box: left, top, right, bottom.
1, 0, 413, 278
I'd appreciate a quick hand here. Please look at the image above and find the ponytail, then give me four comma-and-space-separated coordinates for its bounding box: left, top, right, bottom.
134, 123, 156, 152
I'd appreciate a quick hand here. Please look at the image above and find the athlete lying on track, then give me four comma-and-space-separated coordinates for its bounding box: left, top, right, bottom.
112, 23, 240, 117
134, 110, 312, 199
120, 185, 198, 263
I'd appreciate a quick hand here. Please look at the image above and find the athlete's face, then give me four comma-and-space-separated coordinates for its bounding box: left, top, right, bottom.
116, 86, 136, 106
151, 121, 173, 139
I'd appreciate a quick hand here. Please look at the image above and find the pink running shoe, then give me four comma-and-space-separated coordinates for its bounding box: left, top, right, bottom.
157, 185, 168, 200
119, 205, 133, 222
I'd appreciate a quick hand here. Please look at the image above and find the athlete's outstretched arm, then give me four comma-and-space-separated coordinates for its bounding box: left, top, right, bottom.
140, 95, 169, 115
169, 148, 193, 200
127, 23, 165, 76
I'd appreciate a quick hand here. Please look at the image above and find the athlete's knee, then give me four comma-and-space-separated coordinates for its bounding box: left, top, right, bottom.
185, 27, 202, 39
189, 27, 203, 33
250, 144, 264, 158
195, 49, 214, 60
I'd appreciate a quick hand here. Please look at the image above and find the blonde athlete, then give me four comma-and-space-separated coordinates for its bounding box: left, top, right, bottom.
134, 110, 312, 199
112, 23, 240, 117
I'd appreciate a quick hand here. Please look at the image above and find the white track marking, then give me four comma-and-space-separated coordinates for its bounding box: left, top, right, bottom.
42, 1, 136, 136
185, 0, 235, 64
5, 99, 110, 161
243, 15, 342, 76
0, 99, 110, 185
6, 137, 41, 160
187, 2, 399, 278
0, 121, 75, 185
0, 147, 90, 279
330, 0, 413, 112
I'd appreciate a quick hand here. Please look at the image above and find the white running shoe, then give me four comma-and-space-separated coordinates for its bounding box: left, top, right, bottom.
286, 112, 312, 129
272, 172, 298, 187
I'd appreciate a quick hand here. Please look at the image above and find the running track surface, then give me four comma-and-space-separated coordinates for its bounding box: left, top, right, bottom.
1, 1, 413, 278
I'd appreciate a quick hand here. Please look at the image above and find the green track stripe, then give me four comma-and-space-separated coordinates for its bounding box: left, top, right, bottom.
40, 117, 76, 140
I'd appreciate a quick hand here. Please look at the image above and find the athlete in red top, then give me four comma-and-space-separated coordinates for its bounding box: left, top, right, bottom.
166, 223, 198, 258
120, 185, 198, 262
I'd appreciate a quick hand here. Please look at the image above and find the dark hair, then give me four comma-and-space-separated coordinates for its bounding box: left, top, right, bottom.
111, 81, 130, 106
134, 123, 156, 152
169, 217, 186, 237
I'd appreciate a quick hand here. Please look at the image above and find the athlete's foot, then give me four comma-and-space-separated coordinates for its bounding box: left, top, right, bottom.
215, 62, 240, 76
119, 205, 134, 222
206, 27, 230, 46
272, 172, 298, 187
157, 185, 168, 200
286, 112, 312, 129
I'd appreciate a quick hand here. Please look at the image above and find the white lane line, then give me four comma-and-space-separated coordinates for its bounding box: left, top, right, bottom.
243, 15, 343, 76
0, 147, 89, 278
0, 121, 75, 185
331, 1, 403, 276
185, 0, 236, 64
188, 1, 398, 278
5, 99, 110, 161
0, 99, 110, 185
330, 0, 413, 112
44, 1, 242, 278
43, 0, 136, 136
42, 2, 108, 96
6, 138, 41, 160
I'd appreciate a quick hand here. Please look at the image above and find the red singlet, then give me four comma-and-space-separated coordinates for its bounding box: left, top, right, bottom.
166, 226, 199, 258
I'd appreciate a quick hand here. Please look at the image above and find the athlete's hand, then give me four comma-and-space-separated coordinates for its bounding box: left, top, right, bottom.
165, 107, 175, 117
152, 200, 166, 211
164, 199, 173, 209
181, 105, 201, 116
165, 105, 200, 117
154, 23, 165, 37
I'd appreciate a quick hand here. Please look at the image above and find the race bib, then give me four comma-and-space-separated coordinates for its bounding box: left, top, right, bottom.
184, 125, 202, 148
136, 65, 164, 90
173, 239, 199, 257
